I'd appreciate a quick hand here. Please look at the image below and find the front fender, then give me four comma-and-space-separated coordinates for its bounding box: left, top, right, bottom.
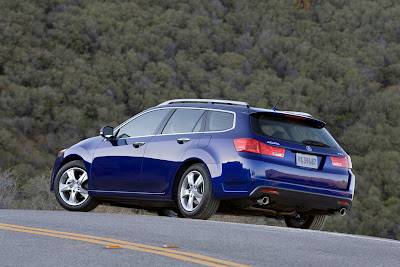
50, 136, 103, 192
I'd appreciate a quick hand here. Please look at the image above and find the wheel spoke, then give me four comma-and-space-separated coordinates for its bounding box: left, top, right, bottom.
187, 172, 195, 187
181, 189, 190, 198
69, 191, 77, 203
66, 169, 76, 183
193, 191, 203, 203
78, 189, 88, 198
79, 187, 88, 194
194, 175, 203, 188
187, 195, 194, 210
77, 173, 88, 184
59, 183, 71, 192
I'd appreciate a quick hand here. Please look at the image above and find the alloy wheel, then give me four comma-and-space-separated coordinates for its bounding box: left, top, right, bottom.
58, 167, 89, 206
179, 170, 204, 212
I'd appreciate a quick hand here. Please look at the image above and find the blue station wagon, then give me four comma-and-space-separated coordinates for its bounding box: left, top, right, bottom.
50, 99, 355, 230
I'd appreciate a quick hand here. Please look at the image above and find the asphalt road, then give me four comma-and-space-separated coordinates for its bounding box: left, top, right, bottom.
0, 210, 399, 267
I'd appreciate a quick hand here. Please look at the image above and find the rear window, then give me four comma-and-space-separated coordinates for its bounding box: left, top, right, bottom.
250, 113, 339, 149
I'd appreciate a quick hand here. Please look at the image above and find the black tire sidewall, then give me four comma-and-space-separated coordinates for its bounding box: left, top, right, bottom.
54, 160, 98, 211
285, 215, 327, 230
285, 216, 313, 229
177, 163, 217, 218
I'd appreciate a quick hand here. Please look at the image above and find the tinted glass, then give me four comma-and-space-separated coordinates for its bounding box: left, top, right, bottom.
162, 109, 205, 134
193, 112, 206, 132
208, 111, 234, 131
117, 109, 169, 138
250, 113, 339, 148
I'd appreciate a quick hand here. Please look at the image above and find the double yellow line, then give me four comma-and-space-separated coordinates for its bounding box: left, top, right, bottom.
0, 223, 250, 267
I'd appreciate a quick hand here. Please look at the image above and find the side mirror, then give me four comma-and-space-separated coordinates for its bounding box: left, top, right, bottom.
100, 126, 114, 139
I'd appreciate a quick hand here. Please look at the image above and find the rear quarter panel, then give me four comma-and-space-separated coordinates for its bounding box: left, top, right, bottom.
181, 111, 254, 198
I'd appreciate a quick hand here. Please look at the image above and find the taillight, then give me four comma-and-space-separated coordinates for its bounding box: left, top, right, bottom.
260, 142, 285, 158
330, 155, 352, 169
234, 138, 285, 158
233, 138, 260, 154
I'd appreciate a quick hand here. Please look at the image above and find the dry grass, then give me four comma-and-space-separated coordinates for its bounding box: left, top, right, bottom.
210, 214, 286, 227
92, 205, 155, 216
0, 168, 18, 208
91, 205, 285, 227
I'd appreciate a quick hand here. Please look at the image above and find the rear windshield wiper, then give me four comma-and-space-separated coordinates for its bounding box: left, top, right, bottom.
302, 140, 331, 148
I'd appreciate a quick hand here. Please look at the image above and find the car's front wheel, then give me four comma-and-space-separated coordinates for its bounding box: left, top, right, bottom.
54, 160, 98, 212
284, 214, 327, 230
177, 164, 219, 219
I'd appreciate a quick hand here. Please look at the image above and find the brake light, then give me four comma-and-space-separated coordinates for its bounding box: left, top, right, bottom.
260, 142, 285, 158
234, 138, 285, 158
283, 114, 307, 120
339, 201, 350, 205
330, 155, 352, 169
233, 138, 260, 154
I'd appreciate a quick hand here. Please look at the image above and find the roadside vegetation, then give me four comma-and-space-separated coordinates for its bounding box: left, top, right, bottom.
0, 0, 399, 239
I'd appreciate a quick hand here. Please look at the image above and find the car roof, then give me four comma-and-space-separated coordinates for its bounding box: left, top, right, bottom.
155, 99, 326, 126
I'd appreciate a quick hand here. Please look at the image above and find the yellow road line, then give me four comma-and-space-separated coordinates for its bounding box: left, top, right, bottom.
0, 223, 250, 267
0, 226, 224, 267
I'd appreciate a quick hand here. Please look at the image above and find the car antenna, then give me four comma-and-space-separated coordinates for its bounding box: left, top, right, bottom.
271, 96, 282, 111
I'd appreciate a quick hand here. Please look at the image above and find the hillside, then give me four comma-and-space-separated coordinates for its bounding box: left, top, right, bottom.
0, 0, 399, 239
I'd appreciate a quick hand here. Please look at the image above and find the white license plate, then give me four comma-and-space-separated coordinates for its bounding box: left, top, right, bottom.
296, 153, 318, 169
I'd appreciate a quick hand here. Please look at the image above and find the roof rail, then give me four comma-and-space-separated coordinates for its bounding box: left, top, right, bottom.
158, 99, 250, 108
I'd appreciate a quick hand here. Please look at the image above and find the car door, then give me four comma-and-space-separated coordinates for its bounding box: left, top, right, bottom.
90, 108, 171, 193
140, 108, 207, 194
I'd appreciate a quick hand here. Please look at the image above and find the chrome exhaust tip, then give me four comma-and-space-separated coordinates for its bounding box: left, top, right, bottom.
257, 196, 270, 206
339, 208, 347, 216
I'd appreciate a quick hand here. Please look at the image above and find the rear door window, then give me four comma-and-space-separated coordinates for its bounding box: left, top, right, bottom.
250, 113, 339, 148
162, 109, 206, 134
207, 111, 235, 131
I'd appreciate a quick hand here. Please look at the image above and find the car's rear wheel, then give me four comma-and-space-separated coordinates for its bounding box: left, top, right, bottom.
54, 160, 98, 212
177, 164, 219, 219
284, 214, 327, 230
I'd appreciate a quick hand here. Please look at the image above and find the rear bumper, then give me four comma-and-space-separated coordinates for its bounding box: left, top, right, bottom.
250, 186, 352, 212
210, 156, 355, 213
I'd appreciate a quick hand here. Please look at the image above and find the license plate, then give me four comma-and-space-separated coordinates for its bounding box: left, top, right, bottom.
296, 153, 318, 169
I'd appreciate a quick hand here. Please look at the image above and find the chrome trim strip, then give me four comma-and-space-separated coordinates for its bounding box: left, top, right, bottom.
90, 190, 165, 195
113, 107, 237, 139
157, 108, 236, 136
222, 184, 248, 193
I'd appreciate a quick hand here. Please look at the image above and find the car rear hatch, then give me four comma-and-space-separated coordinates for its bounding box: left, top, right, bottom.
248, 111, 351, 190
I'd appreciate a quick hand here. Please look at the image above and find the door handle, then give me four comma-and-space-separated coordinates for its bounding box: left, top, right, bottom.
132, 142, 146, 148
177, 138, 191, 144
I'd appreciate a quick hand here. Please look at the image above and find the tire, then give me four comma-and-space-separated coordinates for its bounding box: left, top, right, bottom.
177, 163, 220, 219
284, 214, 327, 231
54, 160, 98, 212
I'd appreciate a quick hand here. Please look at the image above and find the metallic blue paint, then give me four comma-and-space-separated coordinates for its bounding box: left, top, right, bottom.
90, 136, 153, 192
51, 102, 355, 214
